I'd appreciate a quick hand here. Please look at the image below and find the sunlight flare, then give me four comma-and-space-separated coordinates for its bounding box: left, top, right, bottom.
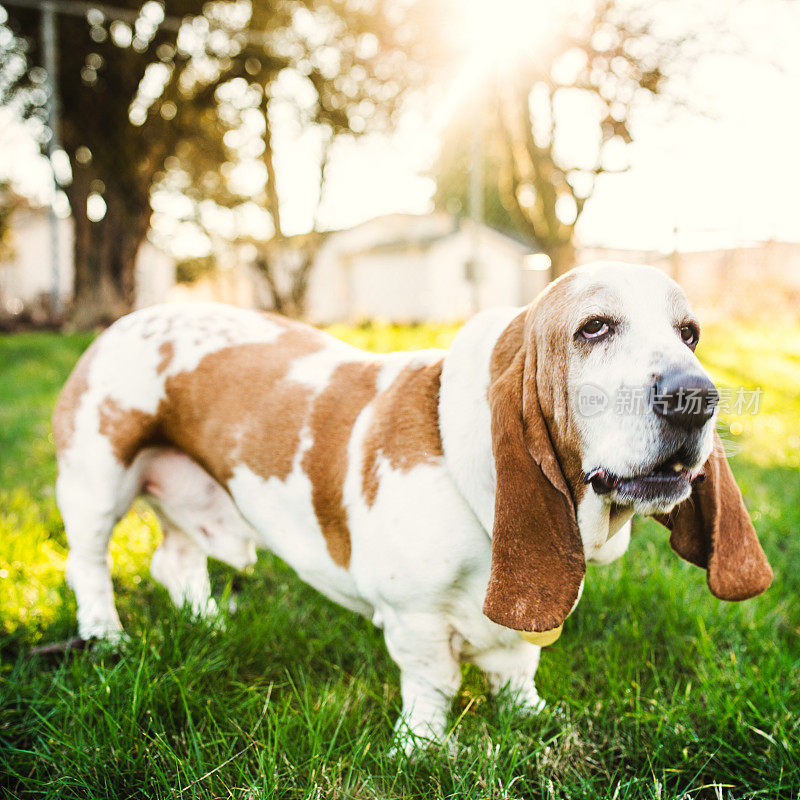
459, 0, 569, 73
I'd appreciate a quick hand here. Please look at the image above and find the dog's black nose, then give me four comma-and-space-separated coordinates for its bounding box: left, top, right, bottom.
652, 370, 718, 429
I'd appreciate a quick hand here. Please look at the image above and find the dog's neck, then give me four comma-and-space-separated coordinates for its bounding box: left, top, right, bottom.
440, 307, 623, 559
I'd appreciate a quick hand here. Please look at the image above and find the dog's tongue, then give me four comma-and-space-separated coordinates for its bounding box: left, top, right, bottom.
584, 468, 617, 495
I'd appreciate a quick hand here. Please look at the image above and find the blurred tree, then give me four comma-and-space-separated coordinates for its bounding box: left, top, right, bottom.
434, 0, 693, 278
2, 0, 442, 326
174, 253, 217, 284
433, 111, 519, 240
246, 0, 445, 316
0, 6, 30, 263
0, 181, 17, 260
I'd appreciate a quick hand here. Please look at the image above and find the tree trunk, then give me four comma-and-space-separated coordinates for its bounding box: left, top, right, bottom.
548, 240, 577, 281
254, 236, 322, 319
66, 179, 150, 330
262, 99, 283, 241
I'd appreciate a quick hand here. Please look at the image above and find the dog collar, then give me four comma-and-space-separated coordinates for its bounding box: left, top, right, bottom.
519, 625, 563, 647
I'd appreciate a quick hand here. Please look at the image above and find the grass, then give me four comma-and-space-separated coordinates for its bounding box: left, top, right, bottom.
0, 319, 799, 799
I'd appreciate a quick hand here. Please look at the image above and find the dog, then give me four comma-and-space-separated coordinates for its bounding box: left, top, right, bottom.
52, 262, 772, 749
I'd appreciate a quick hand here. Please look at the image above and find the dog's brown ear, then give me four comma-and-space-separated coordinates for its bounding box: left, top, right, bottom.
655, 432, 772, 600
482, 347, 585, 633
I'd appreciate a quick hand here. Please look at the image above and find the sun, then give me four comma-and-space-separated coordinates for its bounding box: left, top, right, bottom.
459, 0, 569, 74
433, 0, 569, 129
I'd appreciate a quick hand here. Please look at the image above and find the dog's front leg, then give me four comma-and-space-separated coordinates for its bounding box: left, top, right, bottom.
383, 613, 461, 754
472, 638, 545, 714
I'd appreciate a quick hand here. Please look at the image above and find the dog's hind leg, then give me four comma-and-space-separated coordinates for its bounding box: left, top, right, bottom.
149, 522, 218, 619
56, 455, 134, 641
142, 448, 257, 619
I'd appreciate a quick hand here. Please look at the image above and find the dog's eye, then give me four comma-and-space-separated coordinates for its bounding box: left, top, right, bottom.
580, 318, 610, 340
680, 323, 699, 348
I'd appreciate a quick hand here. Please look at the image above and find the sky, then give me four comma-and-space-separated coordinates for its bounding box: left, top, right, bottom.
307, 0, 800, 252
1, 0, 799, 256
576, 0, 800, 251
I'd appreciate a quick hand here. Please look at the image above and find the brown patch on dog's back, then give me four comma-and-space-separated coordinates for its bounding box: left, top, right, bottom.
303, 361, 381, 567
98, 398, 159, 466
362, 359, 444, 507
53, 339, 99, 453
78, 324, 324, 482
156, 341, 174, 374
161, 327, 323, 485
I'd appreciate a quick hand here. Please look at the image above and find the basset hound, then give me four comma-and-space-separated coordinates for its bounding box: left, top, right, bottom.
52, 262, 772, 750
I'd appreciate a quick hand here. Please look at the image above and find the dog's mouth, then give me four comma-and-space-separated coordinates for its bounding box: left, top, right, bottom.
585, 451, 705, 505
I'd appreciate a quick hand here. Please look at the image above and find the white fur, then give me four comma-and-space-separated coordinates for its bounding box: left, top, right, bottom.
55, 264, 715, 751
565, 263, 716, 515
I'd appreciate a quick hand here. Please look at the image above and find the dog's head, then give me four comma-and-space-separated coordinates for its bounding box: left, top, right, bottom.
484, 262, 772, 633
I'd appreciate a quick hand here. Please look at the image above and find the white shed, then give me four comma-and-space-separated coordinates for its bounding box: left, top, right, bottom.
304, 213, 546, 323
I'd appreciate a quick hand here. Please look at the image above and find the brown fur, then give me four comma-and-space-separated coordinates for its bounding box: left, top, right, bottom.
529, 274, 587, 506
73, 321, 386, 570
159, 328, 322, 484
361, 360, 444, 508
83, 327, 323, 483
52, 339, 99, 453
302, 362, 381, 567
156, 341, 175, 374
655, 432, 772, 600
483, 329, 585, 632
488, 311, 527, 381
98, 398, 160, 466
484, 276, 771, 631
489, 290, 587, 506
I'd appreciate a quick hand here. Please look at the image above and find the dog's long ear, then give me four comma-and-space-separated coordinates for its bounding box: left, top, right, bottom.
655, 432, 772, 600
482, 344, 585, 633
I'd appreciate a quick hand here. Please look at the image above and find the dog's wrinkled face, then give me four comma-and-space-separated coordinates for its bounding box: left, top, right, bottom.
536, 262, 718, 516
485, 261, 771, 633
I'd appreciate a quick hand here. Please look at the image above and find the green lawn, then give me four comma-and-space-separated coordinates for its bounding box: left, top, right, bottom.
1, 320, 798, 799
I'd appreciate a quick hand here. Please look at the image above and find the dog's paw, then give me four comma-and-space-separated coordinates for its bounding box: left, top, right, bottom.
496, 685, 547, 717
516, 694, 547, 717
78, 619, 126, 645
388, 719, 447, 759
388, 733, 442, 760
82, 630, 131, 660
201, 603, 228, 632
